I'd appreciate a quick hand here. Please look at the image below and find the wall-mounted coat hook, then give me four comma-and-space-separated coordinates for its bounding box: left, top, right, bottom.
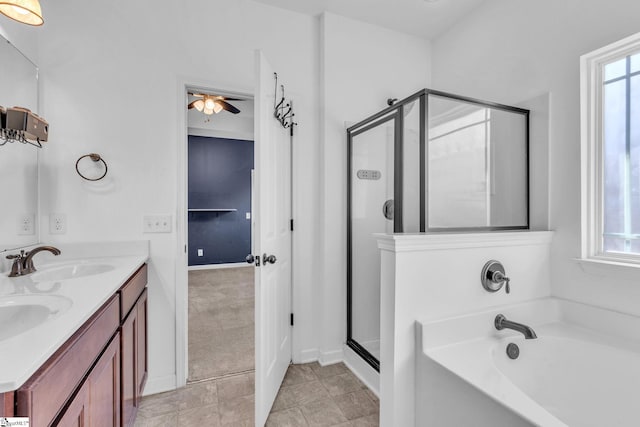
273, 73, 298, 136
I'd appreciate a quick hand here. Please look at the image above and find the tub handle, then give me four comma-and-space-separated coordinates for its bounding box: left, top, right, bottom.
481, 260, 510, 294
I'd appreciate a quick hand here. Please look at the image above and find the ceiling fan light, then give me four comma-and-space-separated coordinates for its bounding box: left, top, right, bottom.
212, 101, 223, 114
204, 97, 216, 110
193, 99, 205, 112
203, 106, 214, 115
0, 0, 43, 25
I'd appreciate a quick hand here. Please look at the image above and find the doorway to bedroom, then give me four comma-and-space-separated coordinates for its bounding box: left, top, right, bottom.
186, 90, 256, 383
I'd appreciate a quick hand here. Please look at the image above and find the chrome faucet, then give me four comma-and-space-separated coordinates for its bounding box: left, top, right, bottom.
494, 314, 537, 339
6, 246, 61, 277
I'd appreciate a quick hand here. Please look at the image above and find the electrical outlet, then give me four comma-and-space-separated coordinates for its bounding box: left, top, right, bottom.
17, 214, 35, 235
49, 213, 66, 234
197, 249, 204, 257
246, 212, 251, 220
143, 215, 172, 233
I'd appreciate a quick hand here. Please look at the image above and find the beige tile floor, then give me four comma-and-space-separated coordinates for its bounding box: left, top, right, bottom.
188, 267, 255, 381
135, 362, 379, 426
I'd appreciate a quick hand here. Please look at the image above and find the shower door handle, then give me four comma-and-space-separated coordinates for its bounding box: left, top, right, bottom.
263, 254, 277, 264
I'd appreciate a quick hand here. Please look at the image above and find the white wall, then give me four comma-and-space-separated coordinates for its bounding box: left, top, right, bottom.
431, 0, 640, 316
378, 232, 553, 427
319, 12, 431, 364
35, 0, 320, 393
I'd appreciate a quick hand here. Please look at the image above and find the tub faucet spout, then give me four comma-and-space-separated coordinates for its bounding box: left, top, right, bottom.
494, 314, 537, 339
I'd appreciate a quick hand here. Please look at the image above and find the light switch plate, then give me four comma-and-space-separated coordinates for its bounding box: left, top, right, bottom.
143, 215, 172, 233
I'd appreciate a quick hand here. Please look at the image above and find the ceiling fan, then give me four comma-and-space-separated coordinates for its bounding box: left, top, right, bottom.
188, 92, 243, 115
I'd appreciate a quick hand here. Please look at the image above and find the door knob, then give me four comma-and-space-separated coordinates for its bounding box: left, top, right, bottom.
263, 253, 277, 264
246, 254, 256, 264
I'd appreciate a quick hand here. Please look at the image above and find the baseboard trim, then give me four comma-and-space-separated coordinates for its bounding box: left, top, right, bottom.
343, 344, 379, 396
318, 348, 343, 366
142, 374, 177, 396
295, 348, 320, 364
188, 262, 251, 271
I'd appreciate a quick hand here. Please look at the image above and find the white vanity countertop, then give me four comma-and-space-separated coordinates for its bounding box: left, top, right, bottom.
0, 251, 148, 393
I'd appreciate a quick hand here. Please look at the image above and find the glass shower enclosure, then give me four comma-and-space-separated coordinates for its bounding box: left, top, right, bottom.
347, 89, 530, 370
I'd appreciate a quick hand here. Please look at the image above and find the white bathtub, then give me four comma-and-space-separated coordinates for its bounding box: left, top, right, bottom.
416, 298, 640, 427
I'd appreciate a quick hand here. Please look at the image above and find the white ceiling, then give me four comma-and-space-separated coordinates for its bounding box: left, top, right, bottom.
252, 0, 486, 39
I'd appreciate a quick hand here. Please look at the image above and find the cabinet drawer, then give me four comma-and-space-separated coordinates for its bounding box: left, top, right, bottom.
16, 295, 120, 426
119, 264, 147, 321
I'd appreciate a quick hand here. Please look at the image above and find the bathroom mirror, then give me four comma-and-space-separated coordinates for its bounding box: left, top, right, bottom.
427, 93, 529, 230
0, 34, 39, 251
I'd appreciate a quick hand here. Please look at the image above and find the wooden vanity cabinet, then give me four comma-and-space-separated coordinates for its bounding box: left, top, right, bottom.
0, 392, 14, 416
17, 295, 120, 426
2, 263, 148, 427
57, 334, 121, 427
119, 267, 148, 427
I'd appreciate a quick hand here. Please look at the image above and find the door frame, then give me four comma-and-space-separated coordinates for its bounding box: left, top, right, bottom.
175, 77, 255, 388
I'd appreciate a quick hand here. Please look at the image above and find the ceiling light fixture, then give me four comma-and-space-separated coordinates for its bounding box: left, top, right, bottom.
187, 92, 243, 116
0, 0, 44, 26
192, 99, 205, 112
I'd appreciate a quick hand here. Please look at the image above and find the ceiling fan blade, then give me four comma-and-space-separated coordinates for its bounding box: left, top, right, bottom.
217, 100, 241, 114
188, 92, 205, 98
187, 100, 197, 109
219, 97, 243, 101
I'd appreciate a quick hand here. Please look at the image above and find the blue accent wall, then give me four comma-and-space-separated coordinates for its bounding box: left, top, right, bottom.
188, 136, 254, 266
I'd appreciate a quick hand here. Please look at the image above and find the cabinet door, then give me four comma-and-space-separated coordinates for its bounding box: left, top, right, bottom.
120, 302, 138, 427
0, 392, 14, 417
136, 288, 148, 399
88, 333, 121, 427
57, 334, 120, 427
56, 381, 89, 427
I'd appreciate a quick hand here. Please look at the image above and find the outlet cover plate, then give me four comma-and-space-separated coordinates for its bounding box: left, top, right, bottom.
17, 214, 35, 235
49, 213, 66, 234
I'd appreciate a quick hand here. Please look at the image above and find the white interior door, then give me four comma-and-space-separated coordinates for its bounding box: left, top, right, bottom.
253, 50, 292, 426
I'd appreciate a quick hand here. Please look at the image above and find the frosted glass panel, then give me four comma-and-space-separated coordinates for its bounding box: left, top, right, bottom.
631, 53, 640, 73
427, 95, 528, 229
605, 57, 627, 81
350, 115, 395, 360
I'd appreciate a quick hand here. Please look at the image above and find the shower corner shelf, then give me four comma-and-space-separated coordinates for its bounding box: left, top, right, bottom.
188, 208, 238, 212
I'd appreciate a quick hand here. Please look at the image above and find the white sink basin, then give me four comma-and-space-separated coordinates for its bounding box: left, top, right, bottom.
32, 263, 115, 282
0, 295, 73, 341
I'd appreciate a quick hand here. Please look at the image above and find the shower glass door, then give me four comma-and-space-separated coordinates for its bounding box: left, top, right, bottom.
347, 98, 422, 370
348, 113, 397, 369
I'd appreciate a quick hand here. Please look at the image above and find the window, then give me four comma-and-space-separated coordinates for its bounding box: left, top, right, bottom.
581, 32, 640, 264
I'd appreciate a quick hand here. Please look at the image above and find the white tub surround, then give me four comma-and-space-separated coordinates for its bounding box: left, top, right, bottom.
416, 297, 640, 427
0, 241, 148, 392
377, 231, 553, 427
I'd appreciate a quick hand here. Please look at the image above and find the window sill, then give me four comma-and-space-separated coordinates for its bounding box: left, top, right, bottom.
574, 257, 640, 280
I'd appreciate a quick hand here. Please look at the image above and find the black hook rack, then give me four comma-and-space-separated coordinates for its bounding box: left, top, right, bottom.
0, 128, 42, 148
273, 73, 298, 136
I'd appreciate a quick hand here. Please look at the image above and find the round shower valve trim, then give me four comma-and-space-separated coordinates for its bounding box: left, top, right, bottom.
481, 260, 511, 294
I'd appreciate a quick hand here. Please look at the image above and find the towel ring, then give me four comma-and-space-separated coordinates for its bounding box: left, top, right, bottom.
75, 153, 108, 181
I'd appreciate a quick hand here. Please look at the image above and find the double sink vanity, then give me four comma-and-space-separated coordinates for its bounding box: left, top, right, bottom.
0, 28, 151, 427
0, 242, 149, 426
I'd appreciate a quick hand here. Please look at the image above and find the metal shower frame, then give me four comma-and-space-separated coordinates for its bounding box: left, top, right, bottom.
346, 88, 531, 371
